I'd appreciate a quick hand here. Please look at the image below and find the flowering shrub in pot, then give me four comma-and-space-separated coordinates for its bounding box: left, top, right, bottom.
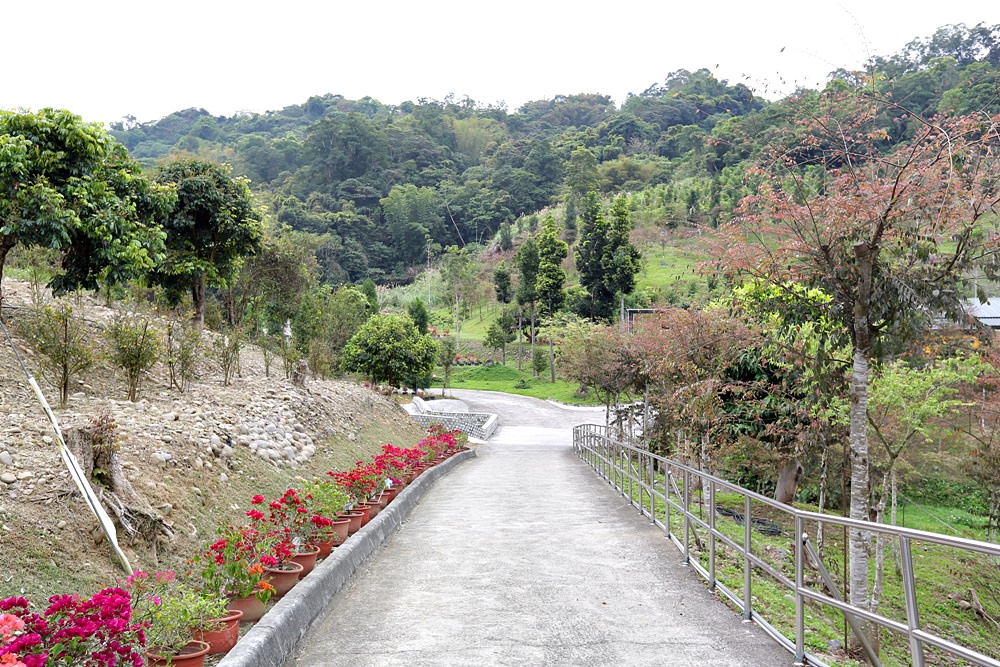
124, 570, 227, 658
328, 463, 379, 506
0, 588, 145, 666
191, 523, 280, 606
250, 490, 333, 553
302, 480, 351, 545
373, 445, 412, 487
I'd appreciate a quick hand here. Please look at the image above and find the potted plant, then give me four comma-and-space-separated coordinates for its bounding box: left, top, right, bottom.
251, 489, 332, 577
192, 522, 280, 622
1, 589, 145, 666
374, 444, 411, 491
124, 570, 228, 666
302, 479, 351, 553
328, 464, 378, 508
191, 607, 244, 656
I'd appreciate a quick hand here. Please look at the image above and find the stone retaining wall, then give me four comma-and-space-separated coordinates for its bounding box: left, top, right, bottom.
410, 397, 498, 440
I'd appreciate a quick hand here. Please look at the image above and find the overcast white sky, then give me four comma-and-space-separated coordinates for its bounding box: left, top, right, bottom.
2, 1, 996, 126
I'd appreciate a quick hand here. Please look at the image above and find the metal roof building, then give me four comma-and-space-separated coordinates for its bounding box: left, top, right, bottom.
964, 299, 1000, 330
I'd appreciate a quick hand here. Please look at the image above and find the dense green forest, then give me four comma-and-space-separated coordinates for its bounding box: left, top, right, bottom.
107, 23, 1000, 290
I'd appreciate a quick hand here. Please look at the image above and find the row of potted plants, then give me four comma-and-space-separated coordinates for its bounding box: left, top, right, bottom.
0, 426, 467, 667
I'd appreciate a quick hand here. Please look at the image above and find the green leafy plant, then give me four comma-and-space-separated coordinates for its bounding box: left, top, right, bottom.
124, 570, 228, 656
165, 320, 201, 392
211, 328, 244, 387
16, 301, 94, 407
106, 314, 160, 401
302, 480, 351, 523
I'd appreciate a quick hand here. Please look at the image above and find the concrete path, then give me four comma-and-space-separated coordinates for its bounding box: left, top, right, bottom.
286, 391, 792, 666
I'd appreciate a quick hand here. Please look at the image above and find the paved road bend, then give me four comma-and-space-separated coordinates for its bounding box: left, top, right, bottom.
287, 390, 791, 666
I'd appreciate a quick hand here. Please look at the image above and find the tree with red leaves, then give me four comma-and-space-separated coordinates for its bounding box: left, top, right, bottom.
716, 89, 1000, 623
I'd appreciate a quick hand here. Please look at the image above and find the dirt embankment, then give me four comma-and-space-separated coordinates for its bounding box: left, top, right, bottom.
0, 279, 426, 600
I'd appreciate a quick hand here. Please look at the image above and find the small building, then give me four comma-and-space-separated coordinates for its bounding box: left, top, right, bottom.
963, 299, 1000, 330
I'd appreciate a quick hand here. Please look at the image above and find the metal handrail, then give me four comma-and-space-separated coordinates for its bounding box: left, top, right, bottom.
573, 424, 1000, 667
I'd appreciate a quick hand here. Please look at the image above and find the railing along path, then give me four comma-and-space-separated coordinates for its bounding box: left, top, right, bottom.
573, 424, 1000, 667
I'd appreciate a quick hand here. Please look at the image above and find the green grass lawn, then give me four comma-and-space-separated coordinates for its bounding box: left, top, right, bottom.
636, 242, 714, 305
436, 361, 601, 406
427, 304, 501, 346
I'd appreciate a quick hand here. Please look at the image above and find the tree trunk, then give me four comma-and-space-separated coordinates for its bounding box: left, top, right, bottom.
817, 445, 829, 555
870, 467, 891, 661
64, 423, 172, 544
223, 286, 238, 328
848, 347, 872, 612
191, 274, 207, 330
454, 293, 461, 352
517, 311, 523, 372
530, 304, 537, 377
891, 468, 901, 576
0, 234, 15, 313
548, 337, 555, 383
58, 315, 71, 408
848, 242, 874, 634
775, 458, 802, 504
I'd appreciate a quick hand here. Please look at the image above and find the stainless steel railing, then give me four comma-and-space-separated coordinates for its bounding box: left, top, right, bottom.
573, 423, 1000, 667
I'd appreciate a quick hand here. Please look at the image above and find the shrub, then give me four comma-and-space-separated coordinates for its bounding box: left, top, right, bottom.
16, 301, 94, 407
106, 314, 161, 401
211, 328, 244, 387
531, 346, 548, 378
165, 319, 201, 391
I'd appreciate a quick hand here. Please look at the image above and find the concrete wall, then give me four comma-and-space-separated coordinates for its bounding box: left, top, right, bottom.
410, 396, 498, 440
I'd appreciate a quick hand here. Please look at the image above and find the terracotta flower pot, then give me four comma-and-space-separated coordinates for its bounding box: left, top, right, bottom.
146, 640, 211, 667
228, 594, 266, 623
328, 517, 350, 542
351, 504, 371, 526
381, 487, 400, 504
264, 562, 304, 598
291, 544, 321, 578
360, 500, 380, 519
193, 609, 243, 655
342, 511, 363, 534
315, 535, 336, 558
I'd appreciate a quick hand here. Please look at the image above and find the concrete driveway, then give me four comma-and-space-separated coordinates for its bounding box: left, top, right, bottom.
285, 390, 792, 666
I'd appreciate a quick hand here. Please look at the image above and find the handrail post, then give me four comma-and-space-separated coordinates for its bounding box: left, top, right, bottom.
803, 537, 883, 667
708, 479, 716, 591
900, 536, 925, 667
794, 520, 805, 665
743, 493, 752, 620
627, 447, 633, 502
648, 455, 655, 523
683, 468, 691, 565
665, 466, 672, 539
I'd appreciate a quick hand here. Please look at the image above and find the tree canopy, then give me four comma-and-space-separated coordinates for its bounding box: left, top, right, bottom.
716, 90, 1000, 622
0, 108, 171, 304
152, 159, 264, 327
340, 313, 436, 389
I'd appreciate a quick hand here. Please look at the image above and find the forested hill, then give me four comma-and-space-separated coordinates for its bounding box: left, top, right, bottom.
110, 23, 1000, 285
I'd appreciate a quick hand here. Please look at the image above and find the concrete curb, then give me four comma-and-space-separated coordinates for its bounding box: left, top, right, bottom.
216, 448, 477, 667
